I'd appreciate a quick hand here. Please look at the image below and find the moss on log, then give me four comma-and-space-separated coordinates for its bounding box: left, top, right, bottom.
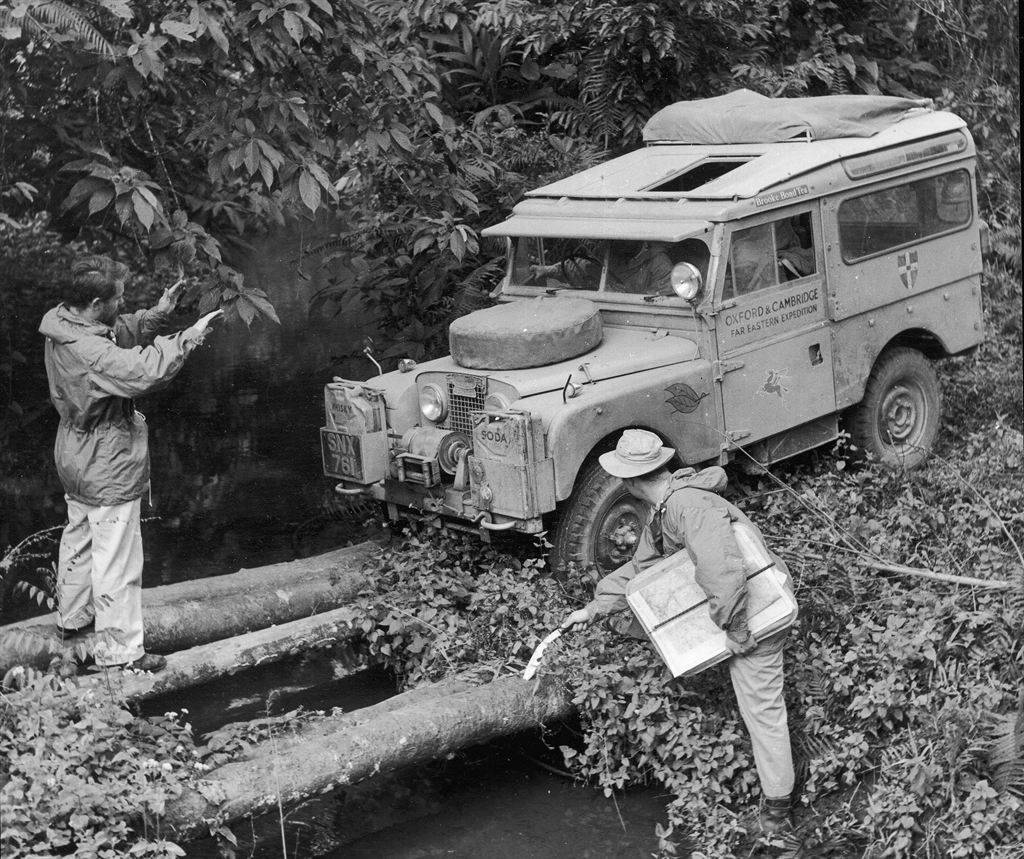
0, 542, 379, 674
165, 673, 574, 840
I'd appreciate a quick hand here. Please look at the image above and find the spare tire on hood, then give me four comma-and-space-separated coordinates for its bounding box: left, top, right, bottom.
449, 296, 603, 371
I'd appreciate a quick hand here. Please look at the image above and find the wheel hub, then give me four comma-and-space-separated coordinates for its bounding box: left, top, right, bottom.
593, 500, 644, 571
879, 383, 924, 444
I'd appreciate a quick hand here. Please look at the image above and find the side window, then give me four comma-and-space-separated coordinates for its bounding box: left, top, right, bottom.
724, 212, 816, 298
838, 169, 972, 262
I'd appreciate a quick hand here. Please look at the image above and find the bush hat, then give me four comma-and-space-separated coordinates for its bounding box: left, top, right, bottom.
598, 429, 675, 478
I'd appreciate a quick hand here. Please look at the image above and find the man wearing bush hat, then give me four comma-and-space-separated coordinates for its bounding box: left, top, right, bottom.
560, 428, 797, 835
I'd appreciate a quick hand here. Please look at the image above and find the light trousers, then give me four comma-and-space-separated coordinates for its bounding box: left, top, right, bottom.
57, 496, 145, 666
728, 630, 795, 799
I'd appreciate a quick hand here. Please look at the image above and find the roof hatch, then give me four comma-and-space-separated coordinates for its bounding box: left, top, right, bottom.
641, 157, 755, 192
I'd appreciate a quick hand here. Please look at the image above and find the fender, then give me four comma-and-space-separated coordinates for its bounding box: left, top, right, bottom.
521, 360, 719, 501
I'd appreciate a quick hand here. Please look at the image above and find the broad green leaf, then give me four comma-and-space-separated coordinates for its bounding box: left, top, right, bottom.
235, 295, 257, 326
307, 163, 333, 191
161, 20, 197, 42
243, 290, 281, 325
390, 128, 414, 154
135, 185, 161, 212
448, 229, 466, 261
298, 171, 321, 212
520, 59, 540, 81
63, 177, 107, 210
424, 102, 448, 130
198, 8, 229, 54
256, 139, 285, 168
244, 139, 260, 176
87, 187, 114, 215
282, 10, 304, 44
259, 158, 274, 190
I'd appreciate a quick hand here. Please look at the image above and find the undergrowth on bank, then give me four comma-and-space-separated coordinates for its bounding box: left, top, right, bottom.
1, 272, 1020, 857
329, 266, 1024, 857
0, 664, 199, 858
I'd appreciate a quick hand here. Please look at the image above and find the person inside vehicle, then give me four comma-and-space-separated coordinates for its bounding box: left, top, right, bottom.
775, 215, 815, 280
728, 227, 777, 295
604, 241, 674, 293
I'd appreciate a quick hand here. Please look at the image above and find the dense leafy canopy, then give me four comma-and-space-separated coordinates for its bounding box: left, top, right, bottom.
1, 0, 1018, 334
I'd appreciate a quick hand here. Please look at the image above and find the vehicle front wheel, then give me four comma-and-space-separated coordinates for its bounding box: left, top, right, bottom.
548, 458, 650, 577
848, 347, 941, 469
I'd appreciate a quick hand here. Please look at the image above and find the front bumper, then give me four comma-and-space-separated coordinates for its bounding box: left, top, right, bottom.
321, 379, 555, 534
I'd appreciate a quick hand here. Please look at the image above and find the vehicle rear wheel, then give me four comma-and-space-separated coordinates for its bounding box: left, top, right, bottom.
548, 458, 650, 577
848, 347, 941, 469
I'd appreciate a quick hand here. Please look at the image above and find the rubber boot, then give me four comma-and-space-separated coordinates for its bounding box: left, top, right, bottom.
760, 795, 792, 835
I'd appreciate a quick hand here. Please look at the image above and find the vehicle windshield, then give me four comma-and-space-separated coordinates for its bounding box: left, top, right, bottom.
510, 236, 711, 298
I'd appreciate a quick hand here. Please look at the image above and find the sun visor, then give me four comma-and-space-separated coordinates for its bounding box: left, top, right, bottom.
482, 199, 712, 241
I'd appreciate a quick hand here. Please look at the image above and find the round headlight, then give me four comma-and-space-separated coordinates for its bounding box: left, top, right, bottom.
484, 392, 512, 412
419, 384, 447, 422
670, 262, 703, 301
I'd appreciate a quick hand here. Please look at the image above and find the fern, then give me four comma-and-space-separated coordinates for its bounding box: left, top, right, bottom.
0, 1, 116, 58
451, 256, 504, 317
988, 701, 1024, 797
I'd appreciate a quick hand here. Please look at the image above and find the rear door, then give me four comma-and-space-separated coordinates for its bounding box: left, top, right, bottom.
714, 206, 836, 443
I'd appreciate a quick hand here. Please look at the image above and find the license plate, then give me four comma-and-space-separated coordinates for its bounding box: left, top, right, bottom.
320, 428, 364, 481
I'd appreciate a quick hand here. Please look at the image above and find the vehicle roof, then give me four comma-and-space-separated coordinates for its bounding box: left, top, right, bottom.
526, 110, 967, 202
481, 110, 972, 240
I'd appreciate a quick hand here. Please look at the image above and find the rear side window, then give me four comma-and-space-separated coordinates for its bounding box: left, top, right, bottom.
838, 169, 972, 262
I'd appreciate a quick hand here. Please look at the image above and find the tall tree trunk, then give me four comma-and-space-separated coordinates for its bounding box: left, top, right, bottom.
0, 542, 378, 674
164, 673, 574, 840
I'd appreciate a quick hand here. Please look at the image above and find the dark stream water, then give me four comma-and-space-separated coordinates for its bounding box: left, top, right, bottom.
3, 223, 667, 856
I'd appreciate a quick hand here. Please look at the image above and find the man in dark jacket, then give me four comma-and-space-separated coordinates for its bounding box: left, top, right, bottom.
560, 429, 797, 834
39, 254, 222, 671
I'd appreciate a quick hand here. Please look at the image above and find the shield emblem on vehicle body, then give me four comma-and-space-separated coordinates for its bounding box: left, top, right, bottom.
897, 250, 919, 289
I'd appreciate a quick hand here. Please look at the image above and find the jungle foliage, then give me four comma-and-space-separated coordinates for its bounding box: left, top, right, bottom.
1, 1, 1021, 856
1, 259, 1021, 855
1, 1, 1019, 337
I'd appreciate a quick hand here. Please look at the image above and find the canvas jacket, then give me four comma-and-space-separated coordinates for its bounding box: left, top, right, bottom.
39, 303, 195, 506
586, 466, 792, 638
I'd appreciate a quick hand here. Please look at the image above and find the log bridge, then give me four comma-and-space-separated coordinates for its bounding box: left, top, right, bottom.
0, 541, 575, 841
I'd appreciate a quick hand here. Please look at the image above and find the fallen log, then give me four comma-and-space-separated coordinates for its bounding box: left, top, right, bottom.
0, 542, 379, 674
164, 673, 574, 840
80, 605, 364, 702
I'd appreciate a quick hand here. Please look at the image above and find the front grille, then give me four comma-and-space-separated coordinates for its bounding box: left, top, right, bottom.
446, 377, 486, 435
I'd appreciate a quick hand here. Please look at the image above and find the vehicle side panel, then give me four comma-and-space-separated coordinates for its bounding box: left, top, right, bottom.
829, 275, 983, 408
